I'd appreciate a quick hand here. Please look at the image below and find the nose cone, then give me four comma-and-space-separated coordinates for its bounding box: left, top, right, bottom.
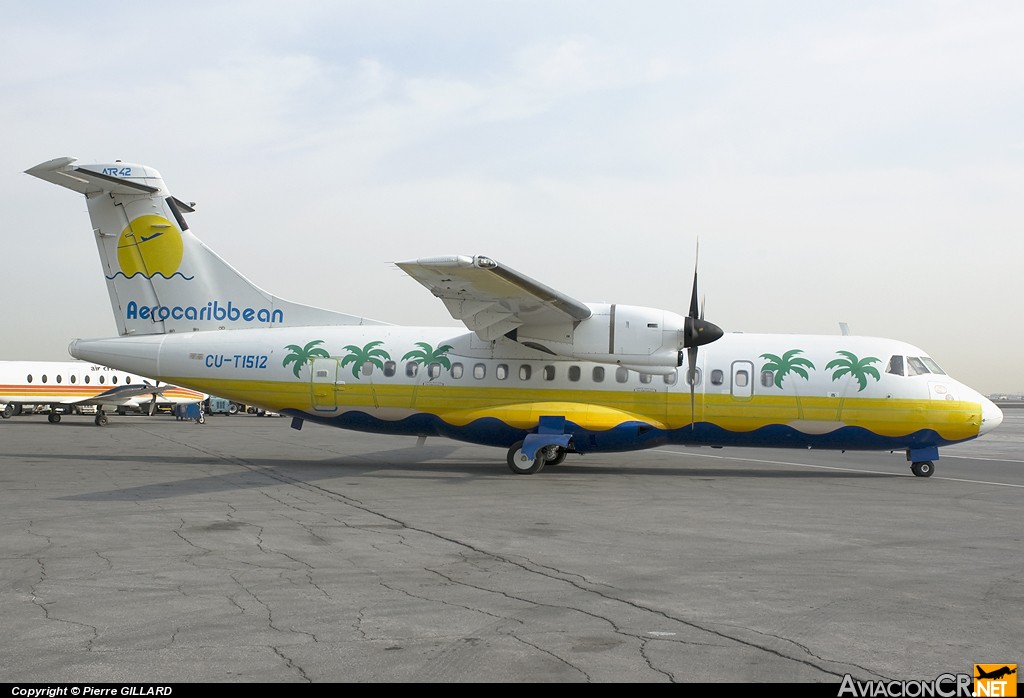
686, 318, 725, 348
979, 396, 1003, 436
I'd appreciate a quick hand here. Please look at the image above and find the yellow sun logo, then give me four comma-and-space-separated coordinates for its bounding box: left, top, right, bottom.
116, 215, 184, 278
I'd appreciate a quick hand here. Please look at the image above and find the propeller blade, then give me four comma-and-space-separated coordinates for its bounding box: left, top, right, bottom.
681, 241, 723, 431
689, 244, 700, 320
687, 345, 698, 430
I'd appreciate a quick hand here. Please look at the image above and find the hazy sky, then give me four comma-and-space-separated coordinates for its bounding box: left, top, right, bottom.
2, 1, 1022, 394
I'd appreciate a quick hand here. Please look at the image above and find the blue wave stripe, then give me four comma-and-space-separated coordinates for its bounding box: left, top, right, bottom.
281, 409, 965, 454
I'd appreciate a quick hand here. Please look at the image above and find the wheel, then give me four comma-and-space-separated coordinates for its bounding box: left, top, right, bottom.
94, 414, 108, 426
1, 404, 14, 419
228, 403, 238, 415
48, 413, 61, 424
543, 446, 567, 466
506, 441, 546, 474
911, 461, 934, 477
197, 414, 206, 424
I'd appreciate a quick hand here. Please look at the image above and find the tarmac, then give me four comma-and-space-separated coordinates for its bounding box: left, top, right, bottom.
1, 408, 1022, 683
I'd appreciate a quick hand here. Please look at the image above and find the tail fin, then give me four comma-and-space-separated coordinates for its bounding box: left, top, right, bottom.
26, 157, 386, 336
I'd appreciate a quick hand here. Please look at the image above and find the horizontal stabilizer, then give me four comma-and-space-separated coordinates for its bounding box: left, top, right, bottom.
26, 157, 162, 196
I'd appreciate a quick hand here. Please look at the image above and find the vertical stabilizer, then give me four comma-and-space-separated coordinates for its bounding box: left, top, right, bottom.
26, 157, 386, 336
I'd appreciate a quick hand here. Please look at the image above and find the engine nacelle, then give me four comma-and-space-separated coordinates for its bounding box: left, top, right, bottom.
513, 304, 688, 374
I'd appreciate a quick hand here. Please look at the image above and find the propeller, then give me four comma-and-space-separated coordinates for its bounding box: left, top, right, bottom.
679, 244, 724, 430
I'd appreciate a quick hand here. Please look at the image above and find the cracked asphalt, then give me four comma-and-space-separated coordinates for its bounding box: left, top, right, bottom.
2, 410, 1021, 683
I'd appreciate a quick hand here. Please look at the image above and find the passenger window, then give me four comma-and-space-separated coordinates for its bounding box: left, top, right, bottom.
886, 356, 904, 376
56, 375, 62, 383
519, 365, 532, 380
496, 364, 508, 380
383, 361, 396, 377
687, 369, 703, 386
592, 366, 605, 382
639, 373, 652, 384
427, 363, 441, 379
126, 376, 131, 384
99, 376, 105, 384
473, 363, 486, 379
405, 362, 419, 377
615, 367, 629, 383
27, 374, 33, 383
543, 365, 555, 381
361, 363, 373, 377
451, 362, 464, 379
568, 365, 581, 382
42, 375, 47, 383
711, 370, 724, 386
761, 371, 774, 387
70, 375, 77, 384
735, 370, 749, 387
84, 376, 90, 384
664, 371, 677, 386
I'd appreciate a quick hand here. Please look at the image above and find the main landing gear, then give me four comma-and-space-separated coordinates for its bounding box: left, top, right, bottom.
907, 447, 938, 478
911, 461, 934, 478
506, 441, 567, 474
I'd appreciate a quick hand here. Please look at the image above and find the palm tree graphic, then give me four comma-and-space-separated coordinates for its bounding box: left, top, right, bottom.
825, 351, 881, 392
402, 342, 454, 370
283, 340, 330, 378
760, 349, 815, 388
341, 341, 391, 378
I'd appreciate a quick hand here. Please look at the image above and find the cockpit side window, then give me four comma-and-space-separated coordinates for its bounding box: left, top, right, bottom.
920, 357, 946, 375
886, 355, 904, 376
907, 356, 929, 376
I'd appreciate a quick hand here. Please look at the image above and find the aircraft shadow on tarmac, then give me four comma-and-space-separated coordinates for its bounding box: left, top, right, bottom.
2, 444, 895, 502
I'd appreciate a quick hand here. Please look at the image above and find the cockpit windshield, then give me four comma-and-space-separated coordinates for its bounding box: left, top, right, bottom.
887, 355, 946, 377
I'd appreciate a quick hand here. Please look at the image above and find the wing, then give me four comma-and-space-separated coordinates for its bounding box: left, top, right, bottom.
72, 383, 166, 406
396, 255, 592, 340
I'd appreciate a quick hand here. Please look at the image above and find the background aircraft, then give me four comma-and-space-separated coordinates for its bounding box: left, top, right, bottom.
0, 360, 206, 425
25, 157, 1003, 472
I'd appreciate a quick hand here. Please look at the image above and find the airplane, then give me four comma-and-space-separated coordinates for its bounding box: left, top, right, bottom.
0, 360, 207, 425
975, 666, 1016, 681
25, 156, 1003, 474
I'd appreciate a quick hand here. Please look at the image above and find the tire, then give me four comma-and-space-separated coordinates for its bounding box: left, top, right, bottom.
1, 404, 14, 419
228, 404, 238, 415
507, 441, 546, 474
911, 461, 934, 477
544, 447, 567, 466
197, 415, 206, 424
48, 413, 61, 424
95, 414, 108, 426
